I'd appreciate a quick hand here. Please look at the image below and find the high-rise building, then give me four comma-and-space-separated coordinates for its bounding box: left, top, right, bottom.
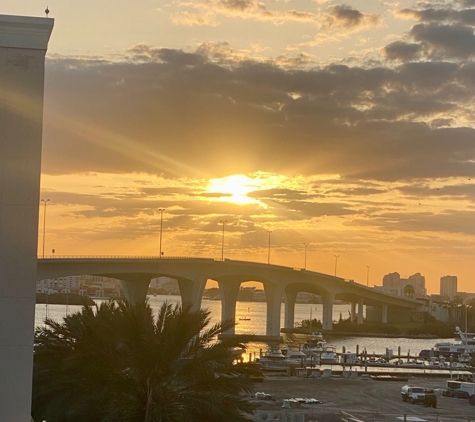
440, 275, 457, 298
377, 271, 427, 297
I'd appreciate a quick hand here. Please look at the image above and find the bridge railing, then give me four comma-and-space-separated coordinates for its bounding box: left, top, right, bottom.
37, 255, 215, 260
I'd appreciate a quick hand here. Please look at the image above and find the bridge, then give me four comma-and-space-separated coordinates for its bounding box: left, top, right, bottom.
38, 256, 424, 338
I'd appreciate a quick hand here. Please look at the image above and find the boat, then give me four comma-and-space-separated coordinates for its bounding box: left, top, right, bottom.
257, 346, 303, 368
320, 345, 339, 364
239, 307, 251, 321
302, 332, 326, 355
283, 345, 307, 362
458, 353, 472, 363
419, 326, 475, 359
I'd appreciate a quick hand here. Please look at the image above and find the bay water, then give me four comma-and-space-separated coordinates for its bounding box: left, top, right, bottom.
35, 295, 446, 359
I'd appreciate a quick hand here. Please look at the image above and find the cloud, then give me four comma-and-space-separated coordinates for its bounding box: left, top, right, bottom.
382, 41, 423, 61
322, 5, 381, 31
41, 45, 475, 184
171, 0, 318, 26
409, 23, 475, 58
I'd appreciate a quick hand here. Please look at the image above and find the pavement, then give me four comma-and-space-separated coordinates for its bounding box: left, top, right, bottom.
248, 374, 475, 421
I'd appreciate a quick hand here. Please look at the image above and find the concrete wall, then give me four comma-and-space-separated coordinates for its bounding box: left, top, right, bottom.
0, 14, 53, 422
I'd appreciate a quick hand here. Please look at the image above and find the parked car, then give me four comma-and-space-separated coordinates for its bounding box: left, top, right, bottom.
401, 385, 426, 404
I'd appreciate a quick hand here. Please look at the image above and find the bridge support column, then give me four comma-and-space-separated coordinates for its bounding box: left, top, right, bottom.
263, 281, 285, 337
382, 303, 388, 324
322, 292, 335, 331
219, 281, 240, 336
283, 290, 297, 329
357, 298, 364, 324
178, 276, 207, 312
120, 274, 152, 304
350, 302, 356, 323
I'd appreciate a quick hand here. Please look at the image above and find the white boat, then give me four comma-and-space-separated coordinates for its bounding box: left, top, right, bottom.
283, 345, 307, 362
257, 347, 302, 367
320, 345, 339, 364
458, 353, 472, 363
302, 332, 326, 355
419, 326, 475, 359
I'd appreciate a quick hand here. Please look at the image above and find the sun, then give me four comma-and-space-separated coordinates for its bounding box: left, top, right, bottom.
206, 175, 261, 204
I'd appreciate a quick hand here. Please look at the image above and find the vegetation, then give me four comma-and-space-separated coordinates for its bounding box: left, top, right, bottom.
32, 300, 256, 422
297, 315, 458, 337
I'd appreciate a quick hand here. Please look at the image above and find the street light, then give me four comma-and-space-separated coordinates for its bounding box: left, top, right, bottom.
267, 231, 272, 264
41, 199, 50, 258
158, 208, 165, 258
334, 254, 339, 276
303, 243, 309, 270
219, 220, 227, 261
366, 266, 370, 287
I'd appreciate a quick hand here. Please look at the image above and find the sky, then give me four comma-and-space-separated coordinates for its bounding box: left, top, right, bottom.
4, 0, 475, 294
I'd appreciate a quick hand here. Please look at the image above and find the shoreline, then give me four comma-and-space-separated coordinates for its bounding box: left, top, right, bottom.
281, 328, 443, 339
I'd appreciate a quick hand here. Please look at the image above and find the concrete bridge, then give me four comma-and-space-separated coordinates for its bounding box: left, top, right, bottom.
38, 257, 423, 338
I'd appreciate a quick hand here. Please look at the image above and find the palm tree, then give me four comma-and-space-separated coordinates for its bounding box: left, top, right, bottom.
32, 300, 256, 422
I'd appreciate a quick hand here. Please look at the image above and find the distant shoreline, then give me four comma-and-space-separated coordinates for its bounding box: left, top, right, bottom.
281, 328, 443, 339
36, 293, 95, 306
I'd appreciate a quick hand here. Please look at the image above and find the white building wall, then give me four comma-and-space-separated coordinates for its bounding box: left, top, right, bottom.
440, 275, 457, 297
0, 15, 53, 422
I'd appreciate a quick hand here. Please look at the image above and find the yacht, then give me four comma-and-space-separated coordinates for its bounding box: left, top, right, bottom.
320, 345, 339, 364
302, 332, 326, 355
419, 326, 475, 359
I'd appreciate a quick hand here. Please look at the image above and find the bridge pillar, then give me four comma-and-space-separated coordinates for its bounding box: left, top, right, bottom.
350, 302, 356, 323
357, 298, 364, 324
382, 303, 388, 324
218, 281, 240, 336
120, 274, 152, 304
322, 292, 335, 330
0, 16, 54, 422
263, 281, 286, 337
283, 290, 297, 329
178, 276, 207, 312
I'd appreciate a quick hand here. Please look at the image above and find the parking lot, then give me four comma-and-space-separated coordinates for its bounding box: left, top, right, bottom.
250, 375, 475, 421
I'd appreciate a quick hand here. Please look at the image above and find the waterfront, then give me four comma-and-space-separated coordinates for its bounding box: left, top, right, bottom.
34, 295, 450, 359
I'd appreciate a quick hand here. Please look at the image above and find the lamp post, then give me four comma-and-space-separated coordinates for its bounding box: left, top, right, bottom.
303, 242, 309, 270
267, 231, 272, 264
366, 266, 370, 287
158, 208, 165, 258
41, 199, 50, 258
219, 220, 227, 261
334, 254, 339, 276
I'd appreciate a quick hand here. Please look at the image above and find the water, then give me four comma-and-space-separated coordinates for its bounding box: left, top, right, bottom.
35, 295, 446, 358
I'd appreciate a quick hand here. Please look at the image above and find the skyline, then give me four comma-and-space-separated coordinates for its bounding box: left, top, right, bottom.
4, 1, 475, 293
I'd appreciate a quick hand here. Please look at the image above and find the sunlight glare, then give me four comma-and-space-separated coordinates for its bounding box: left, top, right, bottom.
207, 174, 262, 204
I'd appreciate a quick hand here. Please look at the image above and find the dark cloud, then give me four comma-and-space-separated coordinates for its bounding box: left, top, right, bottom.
323, 5, 381, 30
410, 23, 475, 58
42, 34, 475, 183
247, 188, 311, 200
349, 210, 475, 236
382, 41, 423, 61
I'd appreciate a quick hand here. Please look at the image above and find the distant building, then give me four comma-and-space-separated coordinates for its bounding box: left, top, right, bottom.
440, 275, 457, 298
375, 272, 427, 298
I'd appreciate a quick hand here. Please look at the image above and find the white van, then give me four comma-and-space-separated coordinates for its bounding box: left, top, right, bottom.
401, 385, 426, 404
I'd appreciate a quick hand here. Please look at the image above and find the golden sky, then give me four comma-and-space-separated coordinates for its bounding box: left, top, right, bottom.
4, 0, 475, 293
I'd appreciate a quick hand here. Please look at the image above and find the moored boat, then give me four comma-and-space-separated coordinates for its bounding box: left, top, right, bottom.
320, 345, 339, 364
419, 327, 475, 359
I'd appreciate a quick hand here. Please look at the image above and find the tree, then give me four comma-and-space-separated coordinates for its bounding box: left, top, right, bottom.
403, 284, 415, 298
32, 300, 256, 422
